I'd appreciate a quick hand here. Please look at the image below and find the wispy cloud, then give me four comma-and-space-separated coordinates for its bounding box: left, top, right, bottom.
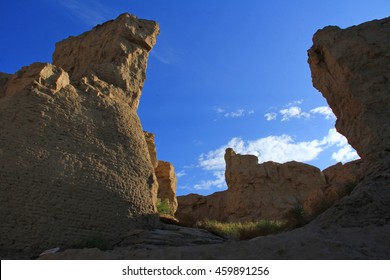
215, 107, 255, 119
224, 109, 254, 118
151, 51, 172, 65
215, 107, 225, 114
56, 0, 113, 26
149, 36, 181, 66
196, 128, 359, 190
150, 46, 181, 65
176, 170, 187, 178
264, 112, 277, 121
286, 99, 303, 106
193, 139, 204, 146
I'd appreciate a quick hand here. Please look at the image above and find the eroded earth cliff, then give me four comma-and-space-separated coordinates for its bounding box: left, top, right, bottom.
0, 13, 162, 257
177, 149, 363, 225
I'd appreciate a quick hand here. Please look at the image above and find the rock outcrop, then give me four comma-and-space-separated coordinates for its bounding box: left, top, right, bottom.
177, 148, 344, 225
52, 14, 158, 110
143, 131, 178, 215
308, 19, 390, 173
0, 13, 160, 257
225, 148, 329, 219
144, 131, 158, 168
155, 161, 178, 214
306, 16, 390, 230
143, 131, 159, 206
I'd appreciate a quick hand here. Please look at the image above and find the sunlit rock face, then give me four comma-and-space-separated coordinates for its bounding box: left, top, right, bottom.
155, 160, 178, 214
0, 13, 160, 256
143, 131, 178, 214
307, 17, 390, 230
177, 148, 343, 224
308, 18, 390, 174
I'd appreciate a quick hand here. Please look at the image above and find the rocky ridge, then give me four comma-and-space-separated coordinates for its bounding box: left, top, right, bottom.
177, 149, 362, 225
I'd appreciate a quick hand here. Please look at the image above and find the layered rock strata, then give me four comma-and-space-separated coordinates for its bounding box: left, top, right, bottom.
0, 13, 160, 256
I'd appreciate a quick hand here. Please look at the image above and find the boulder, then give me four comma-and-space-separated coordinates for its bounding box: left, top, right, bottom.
0, 13, 160, 257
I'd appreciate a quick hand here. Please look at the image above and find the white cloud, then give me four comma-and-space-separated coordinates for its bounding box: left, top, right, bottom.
199, 135, 324, 172
196, 128, 359, 190
224, 109, 254, 118
279, 106, 310, 121
323, 128, 359, 162
267, 101, 335, 122
264, 112, 277, 121
194, 171, 226, 190
176, 170, 187, 178
215, 107, 225, 114
332, 145, 359, 162
286, 99, 303, 106
224, 109, 245, 118
322, 128, 345, 146
310, 106, 336, 120
215, 107, 254, 119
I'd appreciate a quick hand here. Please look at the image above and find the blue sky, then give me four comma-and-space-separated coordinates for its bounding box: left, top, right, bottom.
1, 1, 389, 196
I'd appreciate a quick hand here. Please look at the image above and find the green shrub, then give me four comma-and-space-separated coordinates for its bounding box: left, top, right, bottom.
156, 199, 172, 215
195, 219, 288, 240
